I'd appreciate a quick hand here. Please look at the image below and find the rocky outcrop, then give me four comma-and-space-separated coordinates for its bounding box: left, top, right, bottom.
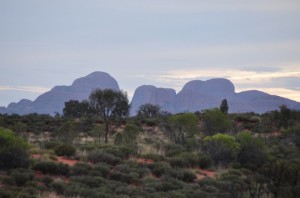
130, 85, 176, 115
131, 78, 300, 114
1, 71, 300, 116
0, 71, 120, 115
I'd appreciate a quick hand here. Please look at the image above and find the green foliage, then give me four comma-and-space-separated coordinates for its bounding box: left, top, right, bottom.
70, 163, 92, 176
63, 100, 90, 118
204, 133, 240, 166
202, 108, 232, 135
198, 153, 212, 169
220, 99, 229, 114
169, 152, 199, 168
33, 161, 69, 175
164, 144, 186, 157
138, 103, 161, 118
236, 131, 267, 169
55, 121, 80, 144
0, 128, 30, 170
166, 113, 199, 144
9, 168, 34, 186
122, 124, 139, 145
89, 89, 130, 143
54, 144, 76, 157
87, 150, 121, 165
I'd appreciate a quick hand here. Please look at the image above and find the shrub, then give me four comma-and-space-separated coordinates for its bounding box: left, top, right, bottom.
10, 168, 34, 186
41, 176, 54, 187
54, 144, 76, 157
0, 189, 12, 198
70, 176, 105, 188
51, 181, 66, 195
33, 161, 69, 175
145, 118, 158, 127
148, 162, 173, 177
164, 144, 186, 157
140, 153, 165, 162
169, 152, 199, 168
87, 150, 121, 165
70, 163, 92, 176
43, 141, 61, 150
93, 163, 112, 178
0, 128, 30, 170
175, 169, 197, 182
198, 153, 212, 169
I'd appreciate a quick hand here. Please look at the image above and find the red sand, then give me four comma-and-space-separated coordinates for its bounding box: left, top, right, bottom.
195, 168, 217, 180
32, 154, 43, 159
56, 157, 79, 166
136, 158, 154, 164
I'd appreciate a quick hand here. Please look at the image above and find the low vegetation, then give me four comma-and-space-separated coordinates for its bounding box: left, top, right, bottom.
0, 90, 299, 197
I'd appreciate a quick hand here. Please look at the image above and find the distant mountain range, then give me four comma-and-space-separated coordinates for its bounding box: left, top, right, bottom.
1, 71, 300, 115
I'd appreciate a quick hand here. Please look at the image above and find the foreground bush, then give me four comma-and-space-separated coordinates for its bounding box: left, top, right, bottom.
169, 152, 199, 168
9, 168, 34, 186
87, 150, 121, 165
33, 161, 69, 175
0, 128, 30, 170
54, 144, 76, 157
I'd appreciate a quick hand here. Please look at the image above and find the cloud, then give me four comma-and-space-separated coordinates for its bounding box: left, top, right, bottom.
0, 86, 50, 93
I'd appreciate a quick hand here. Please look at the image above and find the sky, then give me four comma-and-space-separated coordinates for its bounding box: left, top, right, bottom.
1, 0, 300, 106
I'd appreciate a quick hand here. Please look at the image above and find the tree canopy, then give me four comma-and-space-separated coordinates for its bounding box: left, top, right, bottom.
89, 89, 130, 143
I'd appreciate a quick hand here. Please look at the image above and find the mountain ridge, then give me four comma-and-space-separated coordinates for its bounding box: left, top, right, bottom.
1, 71, 300, 115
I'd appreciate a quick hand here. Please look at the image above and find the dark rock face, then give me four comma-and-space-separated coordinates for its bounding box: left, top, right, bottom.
0, 72, 120, 115
131, 78, 300, 115
130, 85, 176, 115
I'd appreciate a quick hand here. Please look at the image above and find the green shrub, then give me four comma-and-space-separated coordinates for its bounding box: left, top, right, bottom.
110, 171, 140, 184
145, 118, 158, 127
41, 176, 54, 187
164, 144, 186, 157
169, 153, 199, 168
140, 153, 165, 162
54, 144, 76, 157
87, 150, 121, 165
0, 189, 12, 198
148, 162, 173, 177
180, 170, 197, 182
10, 168, 34, 186
70, 176, 105, 188
51, 181, 66, 195
70, 163, 92, 176
43, 141, 61, 150
93, 163, 112, 178
198, 153, 212, 169
33, 161, 69, 175
0, 128, 30, 170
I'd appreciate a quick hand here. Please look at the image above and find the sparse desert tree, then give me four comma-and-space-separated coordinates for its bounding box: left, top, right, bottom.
63, 100, 90, 118
89, 89, 130, 143
137, 103, 161, 118
220, 99, 229, 114
166, 113, 199, 144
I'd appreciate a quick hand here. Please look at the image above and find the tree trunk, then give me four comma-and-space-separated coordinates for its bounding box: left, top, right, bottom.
104, 122, 109, 143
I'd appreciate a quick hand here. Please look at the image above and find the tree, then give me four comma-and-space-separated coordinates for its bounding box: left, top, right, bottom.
89, 89, 130, 143
0, 128, 30, 170
202, 108, 232, 136
137, 103, 161, 118
166, 113, 199, 144
63, 100, 89, 118
220, 99, 229, 114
